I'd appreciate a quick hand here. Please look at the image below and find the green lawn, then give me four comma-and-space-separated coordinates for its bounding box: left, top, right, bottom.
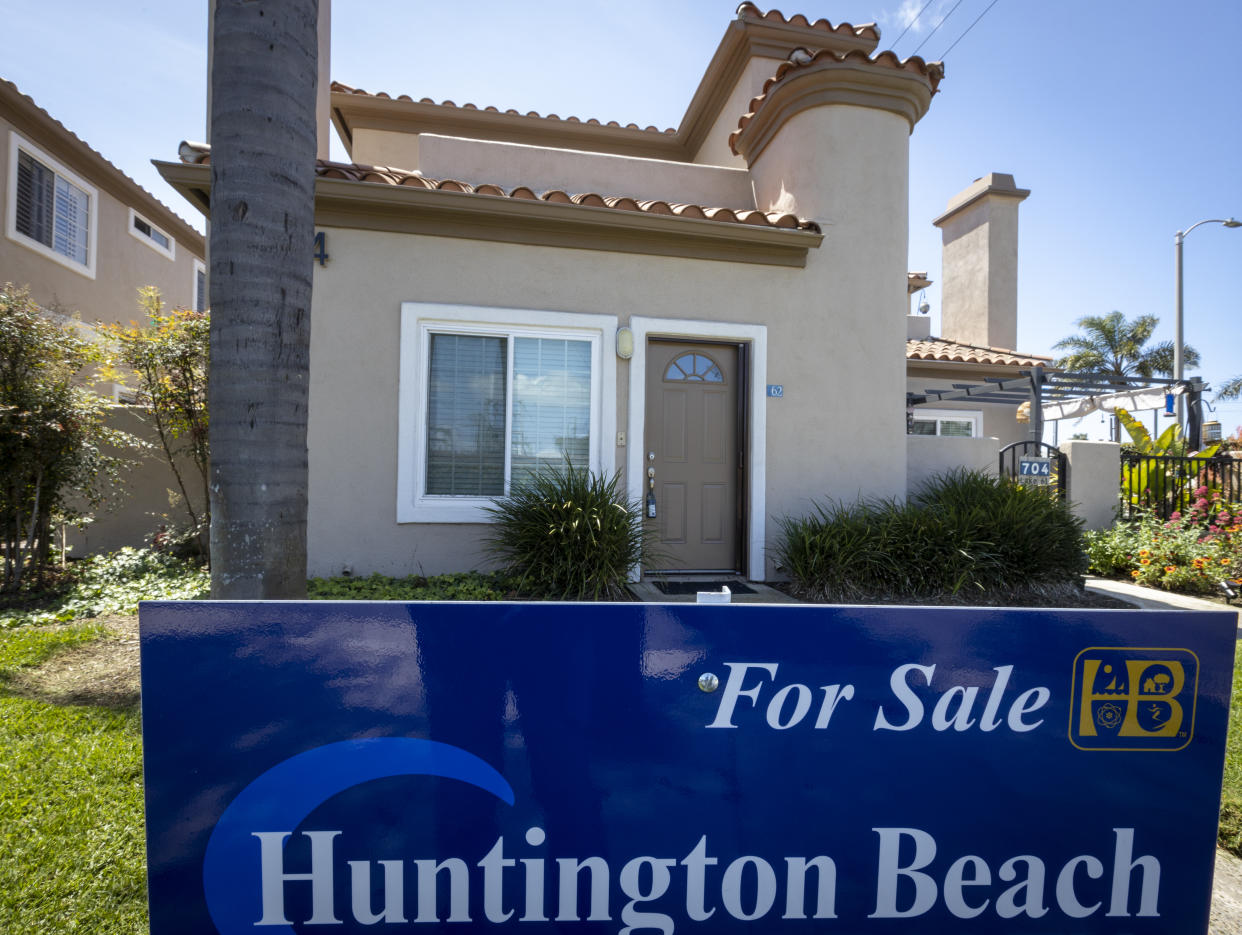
1219, 640, 1242, 853
0, 625, 146, 935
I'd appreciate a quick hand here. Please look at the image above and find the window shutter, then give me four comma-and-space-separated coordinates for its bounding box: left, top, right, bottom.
15, 150, 55, 246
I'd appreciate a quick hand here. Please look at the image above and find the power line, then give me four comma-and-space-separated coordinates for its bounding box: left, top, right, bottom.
939, 0, 1003, 59
910, 0, 965, 57
890, 0, 937, 52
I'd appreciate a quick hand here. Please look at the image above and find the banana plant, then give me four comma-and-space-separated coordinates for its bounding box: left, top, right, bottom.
1116, 408, 1220, 512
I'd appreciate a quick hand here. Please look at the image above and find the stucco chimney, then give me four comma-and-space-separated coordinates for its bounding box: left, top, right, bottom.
933, 173, 1029, 350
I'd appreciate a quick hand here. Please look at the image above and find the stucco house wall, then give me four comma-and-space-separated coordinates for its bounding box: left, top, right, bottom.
0, 80, 204, 331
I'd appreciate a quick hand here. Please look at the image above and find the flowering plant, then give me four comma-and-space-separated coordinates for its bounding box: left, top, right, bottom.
1086, 487, 1242, 596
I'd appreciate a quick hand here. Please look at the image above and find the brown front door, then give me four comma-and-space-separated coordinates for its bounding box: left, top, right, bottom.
644, 340, 741, 572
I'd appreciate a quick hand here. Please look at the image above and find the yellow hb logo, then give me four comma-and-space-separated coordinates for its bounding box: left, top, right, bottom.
1069, 649, 1198, 751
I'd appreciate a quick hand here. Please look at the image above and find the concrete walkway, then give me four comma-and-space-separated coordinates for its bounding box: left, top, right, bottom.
1085, 575, 1240, 626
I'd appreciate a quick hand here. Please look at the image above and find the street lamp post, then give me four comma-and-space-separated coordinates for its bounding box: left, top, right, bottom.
1174, 217, 1241, 428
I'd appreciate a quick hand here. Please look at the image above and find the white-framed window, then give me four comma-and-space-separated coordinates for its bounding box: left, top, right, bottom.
908, 408, 982, 438
193, 259, 207, 312
6, 132, 97, 278
398, 303, 617, 523
128, 207, 175, 260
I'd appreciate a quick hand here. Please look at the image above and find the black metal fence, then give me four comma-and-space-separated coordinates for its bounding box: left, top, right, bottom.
1120, 452, 1242, 520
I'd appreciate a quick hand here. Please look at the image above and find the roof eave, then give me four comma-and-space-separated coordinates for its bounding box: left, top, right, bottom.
154, 161, 822, 268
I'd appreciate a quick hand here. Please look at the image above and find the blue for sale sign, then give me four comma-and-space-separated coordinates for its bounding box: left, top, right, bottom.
139, 602, 1235, 934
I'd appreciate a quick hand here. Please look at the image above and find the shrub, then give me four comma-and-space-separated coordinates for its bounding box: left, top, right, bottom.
307, 571, 511, 602
0, 284, 135, 592
775, 469, 1087, 603
484, 464, 648, 600
0, 547, 208, 628
1085, 488, 1242, 595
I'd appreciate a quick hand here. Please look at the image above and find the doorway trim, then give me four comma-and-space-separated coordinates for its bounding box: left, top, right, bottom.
627, 316, 767, 580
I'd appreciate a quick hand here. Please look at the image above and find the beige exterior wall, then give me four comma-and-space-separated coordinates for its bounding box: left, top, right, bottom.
418, 135, 754, 206
907, 435, 999, 495
1, 121, 203, 328
64, 406, 206, 556
350, 127, 420, 171
307, 207, 903, 579
692, 57, 786, 168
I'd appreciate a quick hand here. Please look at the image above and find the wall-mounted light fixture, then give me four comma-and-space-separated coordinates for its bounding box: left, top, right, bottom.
616, 326, 634, 360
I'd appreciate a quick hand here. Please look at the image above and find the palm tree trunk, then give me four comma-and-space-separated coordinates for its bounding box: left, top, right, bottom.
208, 0, 318, 598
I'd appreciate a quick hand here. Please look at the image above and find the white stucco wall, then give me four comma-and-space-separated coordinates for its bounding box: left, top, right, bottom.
1062, 440, 1121, 531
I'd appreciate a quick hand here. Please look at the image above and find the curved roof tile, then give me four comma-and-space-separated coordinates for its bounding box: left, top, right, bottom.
906, 338, 1051, 368
729, 47, 944, 153
734, 3, 880, 41
175, 143, 819, 233
331, 81, 677, 135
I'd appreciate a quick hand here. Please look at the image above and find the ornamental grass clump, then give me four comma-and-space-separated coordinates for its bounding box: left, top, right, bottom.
1086, 487, 1242, 596
775, 469, 1087, 603
484, 464, 649, 600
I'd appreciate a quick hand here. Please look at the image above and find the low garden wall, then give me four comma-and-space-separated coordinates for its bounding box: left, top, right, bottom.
64, 406, 204, 557
906, 434, 998, 494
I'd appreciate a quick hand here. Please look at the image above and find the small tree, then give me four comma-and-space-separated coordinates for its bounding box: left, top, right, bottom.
99, 288, 210, 555
0, 284, 128, 591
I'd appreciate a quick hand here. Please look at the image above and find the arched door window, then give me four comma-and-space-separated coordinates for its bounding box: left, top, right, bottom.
664, 352, 724, 383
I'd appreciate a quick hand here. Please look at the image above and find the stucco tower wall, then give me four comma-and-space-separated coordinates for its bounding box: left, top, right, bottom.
935, 173, 1029, 350
747, 103, 914, 508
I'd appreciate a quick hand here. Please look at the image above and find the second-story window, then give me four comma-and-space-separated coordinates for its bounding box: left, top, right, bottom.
7, 133, 97, 277
129, 208, 175, 260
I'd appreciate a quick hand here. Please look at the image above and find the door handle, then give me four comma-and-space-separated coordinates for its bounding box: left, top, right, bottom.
646, 466, 656, 517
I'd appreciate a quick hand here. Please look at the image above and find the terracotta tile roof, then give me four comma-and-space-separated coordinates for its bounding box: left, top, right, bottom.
331, 81, 676, 135
0, 79, 203, 247
729, 47, 944, 154
177, 143, 819, 232
735, 3, 879, 41
906, 338, 1052, 368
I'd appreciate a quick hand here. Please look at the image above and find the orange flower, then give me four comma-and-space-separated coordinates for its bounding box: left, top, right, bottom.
1192, 557, 1208, 569
1138, 549, 1151, 557
1140, 558, 1151, 565
1131, 570, 1141, 578
1166, 566, 1178, 573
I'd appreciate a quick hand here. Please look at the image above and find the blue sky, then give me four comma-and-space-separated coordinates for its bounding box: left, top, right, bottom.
4, 0, 1240, 439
